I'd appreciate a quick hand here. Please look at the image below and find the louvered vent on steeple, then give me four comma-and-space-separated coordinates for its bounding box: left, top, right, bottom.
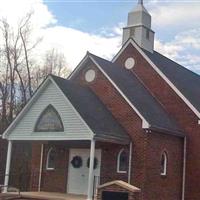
122, 0, 155, 53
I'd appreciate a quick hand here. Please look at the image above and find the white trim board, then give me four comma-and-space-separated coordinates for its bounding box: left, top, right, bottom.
3, 77, 51, 139
112, 39, 200, 120
68, 53, 149, 128
89, 55, 149, 128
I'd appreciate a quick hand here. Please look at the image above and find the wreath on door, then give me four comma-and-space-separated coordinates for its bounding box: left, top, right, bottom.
87, 157, 98, 169
71, 156, 83, 168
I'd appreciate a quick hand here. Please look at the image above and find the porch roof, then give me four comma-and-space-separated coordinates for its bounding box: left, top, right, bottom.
51, 75, 130, 144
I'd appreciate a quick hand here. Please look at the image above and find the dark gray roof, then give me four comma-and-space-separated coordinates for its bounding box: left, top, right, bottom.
144, 50, 200, 113
89, 53, 183, 135
51, 75, 129, 143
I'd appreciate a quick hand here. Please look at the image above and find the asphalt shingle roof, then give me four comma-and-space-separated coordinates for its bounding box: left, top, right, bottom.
51, 75, 129, 142
144, 50, 200, 113
89, 53, 183, 135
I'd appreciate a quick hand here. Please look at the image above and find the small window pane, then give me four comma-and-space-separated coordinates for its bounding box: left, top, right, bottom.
117, 149, 128, 173
47, 148, 56, 170
161, 152, 167, 176
35, 105, 64, 132
119, 151, 128, 171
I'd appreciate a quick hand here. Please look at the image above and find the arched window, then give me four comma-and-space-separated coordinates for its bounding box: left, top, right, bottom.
35, 104, 64, 132
161, 151, 168, 176
46, 147, 56, 170
117, 149, 128, 173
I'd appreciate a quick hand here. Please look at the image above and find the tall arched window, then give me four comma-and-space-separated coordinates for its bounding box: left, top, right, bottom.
35, 104, 64, 132
117, 149, 128, 173
161, 151, 168, 176
46, 147, 56, 170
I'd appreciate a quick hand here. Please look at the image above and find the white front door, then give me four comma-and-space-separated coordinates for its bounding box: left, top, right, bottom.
67, 148, 101, 195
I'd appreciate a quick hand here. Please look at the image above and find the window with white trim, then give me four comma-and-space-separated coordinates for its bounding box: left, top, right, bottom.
117, 149, 128, 173
35, 104, 64, 132
46, 147, 56, 170
161, 151, 168, 176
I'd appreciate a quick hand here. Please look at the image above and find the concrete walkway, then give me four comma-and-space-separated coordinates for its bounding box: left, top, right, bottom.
20, 192, 87, 200
0, 192, 87, 200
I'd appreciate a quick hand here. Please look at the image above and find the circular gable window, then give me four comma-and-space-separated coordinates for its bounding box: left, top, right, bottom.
85, 69, 96, 82
125, 57, 135, 69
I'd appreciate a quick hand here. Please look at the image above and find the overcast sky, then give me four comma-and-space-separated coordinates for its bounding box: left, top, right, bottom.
0, 0, 200, 74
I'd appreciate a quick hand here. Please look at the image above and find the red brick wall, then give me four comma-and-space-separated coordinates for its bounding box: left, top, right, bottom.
114, 43, 199, 200
145, 132, 183, 200
73, 61, 148, 200
72, 58, 184, 200
99, 143, 129, 184
29, 142, 129, 194
30, 143, 42, 191
41, 145, 68, 193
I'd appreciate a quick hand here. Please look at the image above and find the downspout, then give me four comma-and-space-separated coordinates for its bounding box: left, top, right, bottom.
182, 136, 187, 200
128, 142, 133, 184
38, 144, 44, 192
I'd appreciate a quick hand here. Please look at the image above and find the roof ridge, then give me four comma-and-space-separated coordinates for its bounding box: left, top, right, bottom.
153, 50, 200, 78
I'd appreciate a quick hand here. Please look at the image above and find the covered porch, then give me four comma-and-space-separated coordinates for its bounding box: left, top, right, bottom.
2, 75, 131, 200
3, 137, 131, 200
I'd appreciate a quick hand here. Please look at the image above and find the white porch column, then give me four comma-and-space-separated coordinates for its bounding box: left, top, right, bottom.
38, 143, 44, 192
3, 140, 13, 193
87, 139, 95, 200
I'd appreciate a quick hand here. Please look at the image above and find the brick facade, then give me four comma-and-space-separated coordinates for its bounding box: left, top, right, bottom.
73, 61, 147, 198
72, 58, 183, 200
41, 144, 68, 193
29, 142, 129, 193
114, 43, 199, 200
10, 40, 196, 200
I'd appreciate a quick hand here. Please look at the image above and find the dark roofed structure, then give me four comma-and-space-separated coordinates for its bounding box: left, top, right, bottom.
144, 50, 200, 113
89, 53, 183, 136
51, 75, 129, 143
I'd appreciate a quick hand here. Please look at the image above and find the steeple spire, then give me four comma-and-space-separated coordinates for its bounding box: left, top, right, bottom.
122, 0, 155, 52
138, 0, 143, 5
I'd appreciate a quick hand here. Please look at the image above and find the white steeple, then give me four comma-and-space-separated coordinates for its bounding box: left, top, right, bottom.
138, 0, 143, 5
122, 0, 155, 53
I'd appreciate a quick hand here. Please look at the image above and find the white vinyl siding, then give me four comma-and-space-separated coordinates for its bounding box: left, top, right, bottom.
7, 80, 93, 140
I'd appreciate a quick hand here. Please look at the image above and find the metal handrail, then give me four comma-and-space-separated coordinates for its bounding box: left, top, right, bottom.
93, 176, 100, 200
0, 172, 24, 194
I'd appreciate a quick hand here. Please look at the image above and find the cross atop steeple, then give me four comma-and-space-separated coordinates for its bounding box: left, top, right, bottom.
138, 0, 143, 5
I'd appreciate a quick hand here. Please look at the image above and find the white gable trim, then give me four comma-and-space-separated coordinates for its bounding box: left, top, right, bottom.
3, 77, 51, 139
3, 76, 94, 140
49, 76, 94, 136
89, 55, 149, 128
68, 54, 88, 80
68, 53, 149, 128
112, 39, 200, 120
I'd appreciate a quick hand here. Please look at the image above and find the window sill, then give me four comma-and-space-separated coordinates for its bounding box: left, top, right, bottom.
160, 173, 167, 178
117, 171, 127, 174
46, 168, 55, 171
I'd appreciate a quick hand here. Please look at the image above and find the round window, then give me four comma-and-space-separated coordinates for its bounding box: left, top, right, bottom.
85, 69, 96, 82
125, 57, 135, 69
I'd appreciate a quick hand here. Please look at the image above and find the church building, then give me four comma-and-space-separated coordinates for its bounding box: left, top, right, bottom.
2, 1, 200, 200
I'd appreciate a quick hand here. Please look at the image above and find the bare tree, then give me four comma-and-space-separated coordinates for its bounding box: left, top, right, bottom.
43, 48, 69, 77
0, 12, 70, 131
0, 12, 42, 125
